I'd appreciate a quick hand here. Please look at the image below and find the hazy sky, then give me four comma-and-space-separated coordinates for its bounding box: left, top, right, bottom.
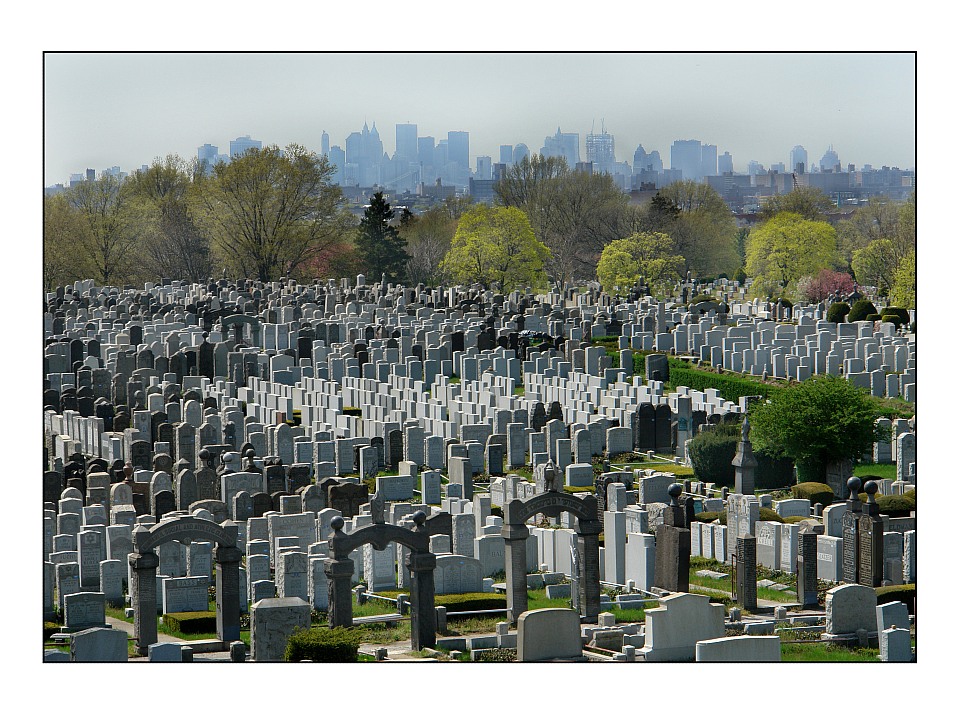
43, 52, 915, 185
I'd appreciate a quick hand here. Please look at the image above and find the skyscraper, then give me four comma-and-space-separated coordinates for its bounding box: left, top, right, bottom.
447, 131, 470, 172
790, 145, 807, 174
396, 123, 418, 162
700, 144, 718, 177
541, 127, 580, 167
513, 144, 530, 165
321, 131, 330, 157
418, 136, 435, 167
499, 145, 514, 165
586, 129, 615, 175
819, 145, 840, 173
670, 139, 702, 181
476, 156, 492, 180
717, 151, 734, 175
229, 135, 262, 158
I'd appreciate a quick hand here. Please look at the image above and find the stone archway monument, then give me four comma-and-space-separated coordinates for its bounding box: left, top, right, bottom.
129, 515, 242, 655
323, 510, 438, 650
503, 491, 602, 624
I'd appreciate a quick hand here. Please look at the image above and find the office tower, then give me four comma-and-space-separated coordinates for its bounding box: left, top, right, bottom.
447, 131, 470, 171
418, 137, 435, 166
541, 126, 580, 167
747, 160, 764, 176
198, 144, 218, 174
701, 144, 718, 177
396, 123, 418, 162
717, 151, 734, 175
632, 145, 662, 174
500, 145, 514, 165
328, 145, 345, 185
476, 156, 492, 180
513, 143, 530, 165
86, 168, 96, 181
230, 135, 262, 158
321, 131, 330, 156
819, 145, 840, 172
670, 139, 702, 181
771, 162, 785, 173
586, 129, 615, 174
790, 145, 807, 174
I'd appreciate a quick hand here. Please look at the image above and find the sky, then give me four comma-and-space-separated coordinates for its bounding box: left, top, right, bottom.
43, 52, 916, 185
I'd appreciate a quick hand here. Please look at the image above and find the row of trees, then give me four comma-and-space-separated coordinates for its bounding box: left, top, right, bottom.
44, 147, 915, 310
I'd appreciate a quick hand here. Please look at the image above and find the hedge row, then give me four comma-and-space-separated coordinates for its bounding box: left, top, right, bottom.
667, 364, 774, 403
688, 423, 794, 489
162, 611, 217, 635
875, 584, 916, 615
284, 626, 361, 662
436, 593, 507, 612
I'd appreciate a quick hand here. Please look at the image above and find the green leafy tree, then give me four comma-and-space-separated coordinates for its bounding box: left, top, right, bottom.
835, 195, 903, 268
44, 193, 93, 289
745, 212, 839, 297
64, 172, 145, 285
749, 375, 887, 483
400, 204, 458, 286
128, 155, 213, 283
355, 191, 409, 282
596, 232, 684, 296
758, 186, 834, 221
851, 239, 898, 296
656, 180, 740, 277
889, 248, 916, 309
495, 155, 627, 285
189, 144, 352, 281
440, 204, 551, 291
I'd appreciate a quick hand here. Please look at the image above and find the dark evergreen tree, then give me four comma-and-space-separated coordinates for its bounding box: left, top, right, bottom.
356, 192, 409, 282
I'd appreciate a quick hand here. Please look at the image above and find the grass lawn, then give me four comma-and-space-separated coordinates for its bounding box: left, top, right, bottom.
853, 463, 898, 481
781, 643, 879, 662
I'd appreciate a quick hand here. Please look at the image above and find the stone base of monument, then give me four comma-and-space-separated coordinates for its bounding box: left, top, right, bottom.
820, 630, 879, 647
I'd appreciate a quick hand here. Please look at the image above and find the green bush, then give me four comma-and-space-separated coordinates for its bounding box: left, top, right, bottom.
875, 584, 916, 615
668, 364, 773, 402
695, 510, 722, 523
435, 593, 507, 612
881, 314, 902, 328
880, 307, 910, 325
865, 313, 881, 322
779, 298, 793, 309
827, 302, 850, 323
857, 493, 915, 517
43, 621, 60, 641
284, 626, 361, 662
759, 507, 784, 523
563, 485, 595, 494
848, 299, 878, 322
791, 482, 835, 508
688, 423, 794, 489
162, 611, 217, 635
782, 515, 809, 524
690, 293, 714, 304
734, 267, 747, 284
903, 487, 916, 502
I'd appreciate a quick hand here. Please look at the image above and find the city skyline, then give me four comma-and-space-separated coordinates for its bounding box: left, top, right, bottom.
43, 52, 916, 186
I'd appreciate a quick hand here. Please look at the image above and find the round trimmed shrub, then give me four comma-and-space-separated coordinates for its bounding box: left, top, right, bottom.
859, 493, 914, 517
759, 507, 784, 523
695, 510, 722, 523
778, 298, 793, 309
881, 306, 910, 325
791, 482, 835, 508
688, 426, 737, 487
848, 299, 878, 322
284, 626, 361, 663
881, 314, 903, 328
827, 302, 850, 323
690, 293, 714, 304
782, 515, 809, 524
903, 487, 916, 502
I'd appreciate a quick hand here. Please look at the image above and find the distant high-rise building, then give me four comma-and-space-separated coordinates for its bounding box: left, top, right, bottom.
321, 131, 330, 156
229, 135, 262, 158
396, 123, 418, 162
700, 144, 718, 177
819, 145, 840, 173
717, 151, 734, 175
670, 139, 702, 181
541, 126, 580, 167
847, 163, 856, 174
771, 162, 785, 173
418, 136, 435, 167
632, 145, 663, 174
790, 145, 807, 174
447, 131, 469, 165
513, 143, 530, 165
198, 143, 219, 174
476, 156, 492, 180
499, 145, 514, 165
586, 129, 615, 174
747, 160, 764, 176
328, 145, 345, 185
86, 168, 96, 182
